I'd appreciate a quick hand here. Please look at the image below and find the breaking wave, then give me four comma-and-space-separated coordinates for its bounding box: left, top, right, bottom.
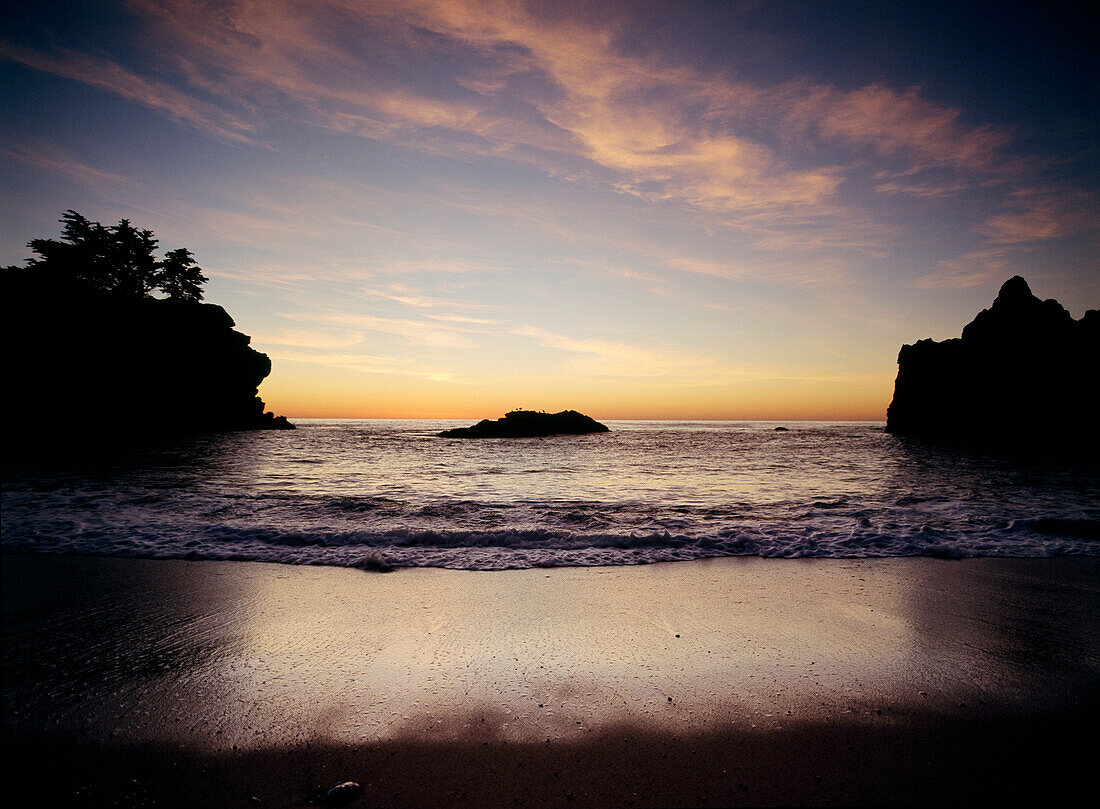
3, 420, 1098, 570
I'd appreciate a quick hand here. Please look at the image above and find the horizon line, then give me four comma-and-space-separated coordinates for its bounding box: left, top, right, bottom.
279, 414, 889, 422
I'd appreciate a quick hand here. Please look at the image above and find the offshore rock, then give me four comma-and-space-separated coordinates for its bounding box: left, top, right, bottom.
885, 276, 1098, 448
439, 409, 610, 438
323, 781, 363, 807
1, 267, 293, 445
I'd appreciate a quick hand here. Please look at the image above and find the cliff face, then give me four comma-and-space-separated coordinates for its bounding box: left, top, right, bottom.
2, 269, 292, 438
886, 277, 1098, 445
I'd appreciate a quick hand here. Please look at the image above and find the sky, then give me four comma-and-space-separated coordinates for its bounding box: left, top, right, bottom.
1, 0, 1097, 420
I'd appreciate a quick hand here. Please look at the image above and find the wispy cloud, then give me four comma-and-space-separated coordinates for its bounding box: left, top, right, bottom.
0, 39, 258, 144
662, 252, 857, 286
914, 249, 1015, 290
361, 286, 503, 313
248, 327, 366, 350
790, 82, 1011, 170
978, 190, 1093, 245
1, 141, 132, 188
266, 348, 460, 383
280, 307, 498, 348
514, 324, 718, 379
873, 169, 973, 199
10, 0, 1073, 255
512, 324, 804, 382
6, 0, 1093, 321
513, 323, 882, 387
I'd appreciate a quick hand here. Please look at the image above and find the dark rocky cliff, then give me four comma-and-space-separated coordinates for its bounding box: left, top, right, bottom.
2, 268, 292, 441
886, 276, 1098, 447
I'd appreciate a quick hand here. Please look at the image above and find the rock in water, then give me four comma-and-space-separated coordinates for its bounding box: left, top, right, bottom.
324, 781, 362, 807
885, 276, 1098, 449
438, 410, 610, 438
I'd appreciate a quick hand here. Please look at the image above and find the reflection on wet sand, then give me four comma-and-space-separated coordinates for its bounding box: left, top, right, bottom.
5, 555, 1097, 752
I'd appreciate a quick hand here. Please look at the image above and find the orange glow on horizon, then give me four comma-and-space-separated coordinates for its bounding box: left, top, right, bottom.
260, 367, 892, 422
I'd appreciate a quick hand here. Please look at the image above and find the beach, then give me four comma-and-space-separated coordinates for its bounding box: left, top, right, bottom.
4, 553, 1097, 806
4, 2, 1098, 807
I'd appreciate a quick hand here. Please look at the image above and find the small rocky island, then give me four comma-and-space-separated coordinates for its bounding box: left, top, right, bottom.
439, 410, 610, 438
886, 276, 1097, 447
2, 211, 293, 445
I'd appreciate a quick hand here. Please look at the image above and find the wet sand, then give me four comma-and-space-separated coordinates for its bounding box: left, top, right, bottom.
4, 554, 1098, 806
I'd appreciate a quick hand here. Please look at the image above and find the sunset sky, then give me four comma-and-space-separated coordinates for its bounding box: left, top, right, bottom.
2, 0, 1096, 419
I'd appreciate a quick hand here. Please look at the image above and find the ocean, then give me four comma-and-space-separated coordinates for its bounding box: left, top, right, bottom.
2, 420, 1098, 570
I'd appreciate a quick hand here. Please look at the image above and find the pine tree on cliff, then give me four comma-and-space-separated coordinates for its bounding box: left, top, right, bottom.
2, 210, 294, 437
18, 210, 208, 302
157, 248, 208, 302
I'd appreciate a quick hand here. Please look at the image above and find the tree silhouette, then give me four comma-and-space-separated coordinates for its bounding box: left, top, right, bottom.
15, 210, 208, 301
108, 218, 160, 298
158, 248, 208, 302
26, 211, 113, 289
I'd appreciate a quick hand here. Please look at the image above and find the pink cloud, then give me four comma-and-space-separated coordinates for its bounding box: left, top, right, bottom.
801, 83, 1011, 170
979, 191, 1092, 245
6, 0, 1087, 262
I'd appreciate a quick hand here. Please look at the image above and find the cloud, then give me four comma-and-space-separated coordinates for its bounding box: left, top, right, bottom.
914, 249, 1014, 289
280, 307, 496, 347
361, 286, 503, 314
513, 324, 783, 382
663, 254, 855, 286
912, 189, 1097, 288
513, 324, 879, 386
7, 0, 1089, 270
514, 324, 713, 378
266, 347, 459, 382
0, 39, 258, 144
0, 141, 133, 188
248, 327, 366, 350
873, 170, 973, 199
978, 190, 1093, 245
5, 2, 1017, 223
791, 83, 1010, 170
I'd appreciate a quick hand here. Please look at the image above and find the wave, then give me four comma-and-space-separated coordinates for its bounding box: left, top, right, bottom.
4, 421, 1098, 571
3, 516, 1097, 571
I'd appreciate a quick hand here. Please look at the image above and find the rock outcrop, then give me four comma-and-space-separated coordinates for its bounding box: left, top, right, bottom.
439, 410, 609, 438
886, 276, 1098, 447
2, 267, 293, 442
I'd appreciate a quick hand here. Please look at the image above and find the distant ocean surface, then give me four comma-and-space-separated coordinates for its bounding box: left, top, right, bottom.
3, 420, 1098, 570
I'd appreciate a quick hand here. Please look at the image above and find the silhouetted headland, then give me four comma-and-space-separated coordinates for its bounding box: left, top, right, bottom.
438, 410, 609, 438
2, 211, 292, 450
886, 276, 1098, 449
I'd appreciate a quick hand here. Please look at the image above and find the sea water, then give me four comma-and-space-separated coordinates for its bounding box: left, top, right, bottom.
2, 420, 1097, 570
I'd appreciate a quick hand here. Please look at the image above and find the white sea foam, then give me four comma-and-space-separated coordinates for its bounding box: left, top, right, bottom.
3, 420, 1098, 570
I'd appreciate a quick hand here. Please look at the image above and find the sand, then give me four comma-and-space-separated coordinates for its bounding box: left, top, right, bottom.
3, 553, 1098, 806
